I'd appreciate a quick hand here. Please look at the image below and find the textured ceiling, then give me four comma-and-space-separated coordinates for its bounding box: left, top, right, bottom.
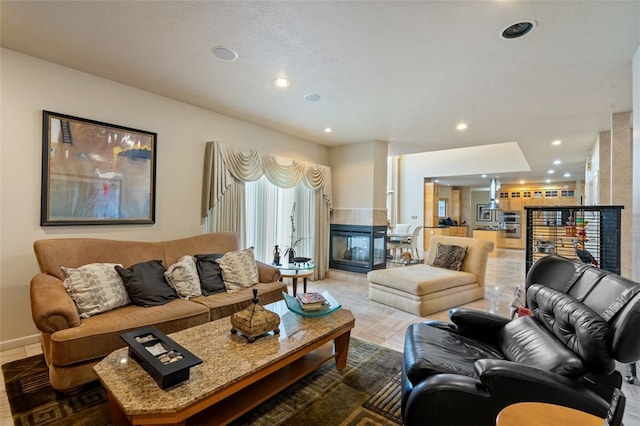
2, 1, 639, 186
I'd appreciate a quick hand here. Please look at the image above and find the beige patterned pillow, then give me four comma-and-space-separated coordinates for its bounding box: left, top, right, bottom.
216, 247, 259, 293
164, 255, 202, 300
62, 263, 130, 318
431, 243, 468, 271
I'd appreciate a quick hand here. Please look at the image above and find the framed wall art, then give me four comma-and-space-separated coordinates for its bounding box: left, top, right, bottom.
476, 204, 492, 222
41, 111, 157, 225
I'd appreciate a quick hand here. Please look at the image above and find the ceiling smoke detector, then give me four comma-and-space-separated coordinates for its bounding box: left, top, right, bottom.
501, 21, 536, 40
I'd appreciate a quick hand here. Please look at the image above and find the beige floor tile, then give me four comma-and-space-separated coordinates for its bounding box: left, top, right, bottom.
0, 347, 26, 367
25, 342, 43, 357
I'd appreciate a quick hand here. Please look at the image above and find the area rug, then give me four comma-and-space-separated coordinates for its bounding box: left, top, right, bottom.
2, 338, 403, 425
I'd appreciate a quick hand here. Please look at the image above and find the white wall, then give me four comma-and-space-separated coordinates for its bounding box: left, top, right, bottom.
329, 140, 387, 210
0, 49, 329, 345
585, 138, 599, 205
396, 155, 427, 245
633, 45, 640, 282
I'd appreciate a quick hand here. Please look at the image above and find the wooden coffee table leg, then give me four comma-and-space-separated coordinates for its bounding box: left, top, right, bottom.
107, 390, 132, 425
334, 331, 351, 370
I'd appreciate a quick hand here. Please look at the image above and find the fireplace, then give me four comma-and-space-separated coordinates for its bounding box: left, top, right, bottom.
329, 224, 387, 274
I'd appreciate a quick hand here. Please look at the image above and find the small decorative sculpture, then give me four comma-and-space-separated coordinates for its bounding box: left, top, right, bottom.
285, 247, 296, 264
273, 245, 281, 266
284, 202, 305, 265
230, 289, 281, 343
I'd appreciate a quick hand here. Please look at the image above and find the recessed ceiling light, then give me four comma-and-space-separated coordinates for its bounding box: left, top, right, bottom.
274, 78, 291, 88
324, 127, 333, 133
545, 179, 551, 183
552, 140, 562, 146
481, 174, 487, 178
456, 123, 468, 131
304, 94, 321, 102
211, 46, 238, 61
548, 169, 555, 174
553, 160, 562, 165
564, 172, 571, 178
520, 180, 525, 185
434, 179, 440, 183
501, 21, 536, 40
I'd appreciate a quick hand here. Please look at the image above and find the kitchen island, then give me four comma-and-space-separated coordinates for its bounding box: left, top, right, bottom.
472, 229, 505, 257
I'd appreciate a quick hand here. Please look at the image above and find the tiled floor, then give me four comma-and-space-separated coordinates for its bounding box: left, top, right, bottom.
1, 248, 638, 425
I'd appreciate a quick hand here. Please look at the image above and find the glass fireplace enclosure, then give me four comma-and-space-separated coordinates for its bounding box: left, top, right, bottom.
329, 224, 387, 273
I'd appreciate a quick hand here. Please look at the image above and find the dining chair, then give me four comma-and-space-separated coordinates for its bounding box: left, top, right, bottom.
399, 225, 423, 260
387, 223, 411, 260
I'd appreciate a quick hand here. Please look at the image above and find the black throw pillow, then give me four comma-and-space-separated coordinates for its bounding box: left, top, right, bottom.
115, 260, 178, 307
194, 254, 225, 295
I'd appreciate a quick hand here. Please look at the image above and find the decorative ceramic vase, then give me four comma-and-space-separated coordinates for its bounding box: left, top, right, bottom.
273, 245, 281, 266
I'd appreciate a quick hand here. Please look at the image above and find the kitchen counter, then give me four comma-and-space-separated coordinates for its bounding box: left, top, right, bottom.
423, 226, 469, 251
472, 229, 505, 257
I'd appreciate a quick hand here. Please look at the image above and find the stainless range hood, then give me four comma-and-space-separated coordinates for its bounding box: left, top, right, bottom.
487, 178, 500, 210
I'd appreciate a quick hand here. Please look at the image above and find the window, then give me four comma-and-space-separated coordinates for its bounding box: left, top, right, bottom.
245, 176, 315, 264
438, 199, 447, 217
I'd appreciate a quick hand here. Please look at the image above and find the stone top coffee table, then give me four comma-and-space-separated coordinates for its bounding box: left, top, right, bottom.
94, 300, 355, 426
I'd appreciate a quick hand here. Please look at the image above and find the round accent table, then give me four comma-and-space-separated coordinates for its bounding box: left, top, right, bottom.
496, 402, 604, 426
278, 264, 315, 296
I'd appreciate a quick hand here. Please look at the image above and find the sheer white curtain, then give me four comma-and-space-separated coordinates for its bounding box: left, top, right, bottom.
245, 176, 315, 265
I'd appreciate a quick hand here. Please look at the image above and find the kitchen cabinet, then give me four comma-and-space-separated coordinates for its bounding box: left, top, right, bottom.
424, 182, 440, 227
507, 197, 523, 211
423, 226, 449, 251
448, 226, 468, 237
451, 189, 461, 224
423, 226, 469, 251
503, 237, 523, 249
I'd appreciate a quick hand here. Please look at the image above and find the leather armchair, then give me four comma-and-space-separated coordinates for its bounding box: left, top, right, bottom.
401, 255, 640, 426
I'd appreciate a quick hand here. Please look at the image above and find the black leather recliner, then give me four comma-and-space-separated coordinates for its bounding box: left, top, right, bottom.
401, 255, 640, 426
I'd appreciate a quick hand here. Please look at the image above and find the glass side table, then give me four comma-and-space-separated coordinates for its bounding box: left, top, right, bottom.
277, 263, 316, 296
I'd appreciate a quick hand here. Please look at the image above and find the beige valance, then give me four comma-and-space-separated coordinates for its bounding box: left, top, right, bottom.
202, 141, 332, 218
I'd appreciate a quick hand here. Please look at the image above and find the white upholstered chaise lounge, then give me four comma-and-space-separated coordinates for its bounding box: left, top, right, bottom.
367, 235, 494, 316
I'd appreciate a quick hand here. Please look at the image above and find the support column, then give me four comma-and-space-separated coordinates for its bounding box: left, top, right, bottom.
611, 112, 633, 278
598, 131, 611, 204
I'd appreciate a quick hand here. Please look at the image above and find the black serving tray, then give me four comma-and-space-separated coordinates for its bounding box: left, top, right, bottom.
120, 326, 202, 389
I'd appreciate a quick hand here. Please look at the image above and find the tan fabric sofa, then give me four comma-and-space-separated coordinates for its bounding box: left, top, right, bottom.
30, 232, 285, 392
367, 235, 493, 316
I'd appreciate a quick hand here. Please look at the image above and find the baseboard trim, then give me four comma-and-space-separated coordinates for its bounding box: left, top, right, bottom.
0, 334, 40, 351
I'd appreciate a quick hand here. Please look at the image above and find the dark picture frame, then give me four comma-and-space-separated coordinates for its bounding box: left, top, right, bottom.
476, 204, 492, 222
41, 111, 157, 225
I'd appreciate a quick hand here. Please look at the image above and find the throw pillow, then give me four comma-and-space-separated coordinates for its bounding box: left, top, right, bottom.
216, 247, 259, 293
194, 253, 225, 295
115, 260, 178, 307
431, 243, 468, 271
164, 255, 202, 300
61, 263, 130, 318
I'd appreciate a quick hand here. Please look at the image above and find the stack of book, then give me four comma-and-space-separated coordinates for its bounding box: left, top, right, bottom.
296, 292, 329, 311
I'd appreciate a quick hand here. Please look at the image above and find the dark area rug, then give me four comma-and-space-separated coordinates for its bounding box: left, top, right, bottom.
2, 354, 109, 426
2, 338, 403, 425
